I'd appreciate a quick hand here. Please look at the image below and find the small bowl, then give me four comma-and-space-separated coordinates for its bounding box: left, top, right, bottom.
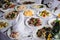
15, 5, 27, 11
37, 9, 52, 19
31, 4, 46, 10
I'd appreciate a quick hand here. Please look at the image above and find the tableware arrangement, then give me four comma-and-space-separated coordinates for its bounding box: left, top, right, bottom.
0, 1, 60, 40
7, 28, 21, 40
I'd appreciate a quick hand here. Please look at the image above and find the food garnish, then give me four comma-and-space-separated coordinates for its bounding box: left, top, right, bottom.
39, 10, 49, 18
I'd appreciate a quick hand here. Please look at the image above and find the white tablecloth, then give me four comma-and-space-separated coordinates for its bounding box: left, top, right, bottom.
0, 0, 60, 40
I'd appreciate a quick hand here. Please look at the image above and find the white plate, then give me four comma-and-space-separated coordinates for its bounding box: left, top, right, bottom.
48, 18, 60, 27
53, 9, 60, 16
33, 25, 54, 40
0, 19, 12, 32
15, 5, 27, 11
1, 2, 16, 12
7, 28, 21, 40
20, 0, 35, 5
25, 16, 44, 29
3, 9, 19, 20
23, 9, 35, 17
37, 9, 52, 19
31, 4, 46, 10
33, 28, 45, 40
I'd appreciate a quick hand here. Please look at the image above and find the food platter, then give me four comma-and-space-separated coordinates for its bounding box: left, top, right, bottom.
15, 5, 27, 11
7, 28, 22, 40
31, 4, 46, 10
0, 1, 60, 40
0, 2, 16, 12
23, 9, 35, 17
4, 10, 19, 20
0, 19, 12, 32
20, 0, 35, 5
33, 28, 51, 40
25, 17, 44, 29
33, 24, 60, 40
2, 2, 15, 9
37, 9, 52, 19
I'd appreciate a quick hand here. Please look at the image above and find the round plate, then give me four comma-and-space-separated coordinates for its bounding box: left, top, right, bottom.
1, 2, 16, 12
15, 5, 27, 11
7, 28, 21, 40
25, 16, 44, 29
33, 28, 45, 40
23, 9, 35, 17
37, 9, 52, 19
0, 19, 12, 32
3, 9, 19, 20
31, 4, 46, 10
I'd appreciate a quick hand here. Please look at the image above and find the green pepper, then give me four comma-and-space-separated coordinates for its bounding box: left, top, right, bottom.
39, 5, 44, 8
10, 13, 15, 18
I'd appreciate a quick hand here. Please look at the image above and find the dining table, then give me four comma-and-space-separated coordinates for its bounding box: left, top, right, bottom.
0, 0, 60, 40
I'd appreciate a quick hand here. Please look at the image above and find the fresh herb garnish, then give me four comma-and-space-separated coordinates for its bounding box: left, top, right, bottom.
39, 5, 43, 8
11, 13, 15, 18
52, 18, 60, 36
33, 19, 37, 25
